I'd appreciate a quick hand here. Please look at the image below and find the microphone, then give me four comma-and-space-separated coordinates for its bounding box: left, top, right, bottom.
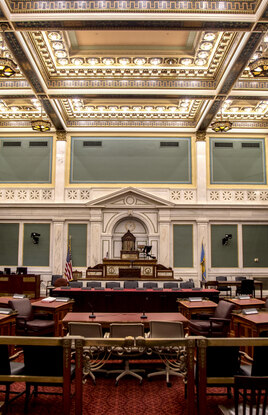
89, 309, 96, 319
140, 311, 147, 319
88, 303, 96, 319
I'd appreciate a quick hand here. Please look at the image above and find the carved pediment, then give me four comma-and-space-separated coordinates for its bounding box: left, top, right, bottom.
86, 187, 174, 208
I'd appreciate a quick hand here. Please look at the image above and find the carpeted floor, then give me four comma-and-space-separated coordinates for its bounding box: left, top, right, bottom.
1, 375, 234, 415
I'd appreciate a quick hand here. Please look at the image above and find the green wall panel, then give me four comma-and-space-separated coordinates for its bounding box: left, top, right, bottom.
173, 225, 193, 268
68, 224, 87, 267
0, 223, 19, 266
243, 225, 268, 267
0, 137, 52, 183
23, 224, 50, 266
211, 225, 238, 268
71, 137, 191, 184
210, 138, 266, 184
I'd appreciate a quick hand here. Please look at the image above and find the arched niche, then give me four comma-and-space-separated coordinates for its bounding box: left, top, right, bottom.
112, 217, 148, 258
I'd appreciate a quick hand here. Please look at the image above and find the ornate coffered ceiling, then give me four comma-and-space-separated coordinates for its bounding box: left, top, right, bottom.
0, 0, 267, 133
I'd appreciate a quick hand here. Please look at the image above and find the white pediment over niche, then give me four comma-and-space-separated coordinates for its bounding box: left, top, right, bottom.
86, 187, 174, 208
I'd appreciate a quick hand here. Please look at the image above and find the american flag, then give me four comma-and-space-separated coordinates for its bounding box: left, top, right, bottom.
64, 238, 73, 281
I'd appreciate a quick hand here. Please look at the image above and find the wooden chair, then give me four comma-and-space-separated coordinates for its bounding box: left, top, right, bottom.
218, 376, 268, 415
72, 270, 82, 280
0, 345, 25, 413
23, 341, 75, 413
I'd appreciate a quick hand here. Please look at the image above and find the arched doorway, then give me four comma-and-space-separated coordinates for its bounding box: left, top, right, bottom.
112, 217, 148, 259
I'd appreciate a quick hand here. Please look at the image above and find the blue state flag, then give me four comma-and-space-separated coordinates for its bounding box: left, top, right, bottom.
200, 242, 206, 282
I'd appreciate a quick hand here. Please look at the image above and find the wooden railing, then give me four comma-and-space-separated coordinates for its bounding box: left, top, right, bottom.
196, 337, 268, 415
1, 335, 268, 415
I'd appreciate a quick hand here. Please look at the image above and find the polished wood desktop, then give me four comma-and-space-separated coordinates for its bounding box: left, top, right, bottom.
225, 297, 265, 310
177, 300, 217, 319
53, 287, 220, 312
202, 279, 263, 298
62, 311, 189, 333
0, 274, 40, 298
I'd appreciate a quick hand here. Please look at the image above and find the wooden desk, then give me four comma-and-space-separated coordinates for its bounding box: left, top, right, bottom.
32, 300, 74, 336
0, 274, 40, 299
0, 296, 74, 336
232, 311, 268, 338
225, 298, 265, 310
177, 300, 217, 319
232, 311, 268, 356
0, 313, 16, 336
53, 287, 220, 312
202, 280, 263, 298
62, 312, 189, 334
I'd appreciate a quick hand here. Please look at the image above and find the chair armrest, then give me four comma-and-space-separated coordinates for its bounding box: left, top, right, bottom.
239, 350, 253, 363
193, 313, 211, 320
209, 317, 230, 323
16, 316, 28, 327
9, 350, 23, 361
33, 312, 52, 320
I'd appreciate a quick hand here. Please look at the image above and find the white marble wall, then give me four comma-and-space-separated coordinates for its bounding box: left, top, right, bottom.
0, 133, 268, 295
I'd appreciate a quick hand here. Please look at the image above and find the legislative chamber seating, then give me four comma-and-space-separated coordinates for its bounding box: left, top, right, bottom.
0, 345, 25, 411
105, 281, 120, 289
86, 281, 102, 288
108, 323, 145, 385
123, 281, 139, 289
8, 298, 55, 336
163, 282, 179, 289
147, 321, 185, 386
216, 276, 232, 296
188, 300, 235, 337
69, 281, 83, 288
143, 282, 158, 289
236, 279, 255, 296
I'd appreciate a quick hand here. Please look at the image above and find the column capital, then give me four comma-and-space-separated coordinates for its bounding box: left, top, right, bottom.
56, 130, 67, 141
196, 131, 206, 142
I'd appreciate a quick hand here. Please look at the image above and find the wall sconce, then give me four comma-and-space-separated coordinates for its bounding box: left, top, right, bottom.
222, 234, 232, 246
31, 232, 40, 244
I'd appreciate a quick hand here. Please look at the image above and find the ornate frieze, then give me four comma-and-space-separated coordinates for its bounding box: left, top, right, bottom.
0, 188, 54, 202
208, 189, 268, 204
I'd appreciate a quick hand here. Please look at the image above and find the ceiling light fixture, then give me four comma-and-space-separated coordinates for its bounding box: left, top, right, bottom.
211, 101, 233, 132
249, 54, 268, 77
31, 100, 51, 132
249, 32, 268, 77
0, 26, 17, 78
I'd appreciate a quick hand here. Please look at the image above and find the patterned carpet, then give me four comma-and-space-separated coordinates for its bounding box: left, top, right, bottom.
2, 375, 232, 415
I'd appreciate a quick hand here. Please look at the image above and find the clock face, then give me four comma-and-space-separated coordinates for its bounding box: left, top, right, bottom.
125, 221, 135, 232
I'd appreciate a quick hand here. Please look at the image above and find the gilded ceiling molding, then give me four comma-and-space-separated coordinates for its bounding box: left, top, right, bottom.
196, 131, 206, 142
12, 20, 254, 32
5, 0, 262, 14
46, 79, 217, 90
56, 130, 66, 141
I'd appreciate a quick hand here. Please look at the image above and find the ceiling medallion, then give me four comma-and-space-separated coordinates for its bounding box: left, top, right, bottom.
249, 55, 268, 77
211, 120, 232, 132
0, 56, 16, 77
31, 119, 51, 132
